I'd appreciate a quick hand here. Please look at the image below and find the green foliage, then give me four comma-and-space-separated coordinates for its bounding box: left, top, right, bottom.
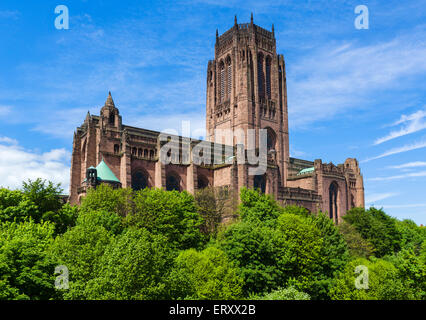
84, 228, 175, 300
385, 247, 426, 299
330, 257, 412, 300
170, 247, 243, 300
216, 213, 327, 297
0, 220, 58, 300
238, 188, 283, 224
49, 223, 112, 299
338, 220, 375, 258
77, 209, 123, 235
0, 188, 38, 223
0, 180, 77, 235
282, 205, 311, 217
305, 212, 349, 299
126, 188, 205, 250
0, 179, 424, 301
253, 286, 310, 300
194, 187, 230, 236
344, 207, 401, 257
80, 184, 134, 217
22, 179, 63, 217
395, 219, 426, 251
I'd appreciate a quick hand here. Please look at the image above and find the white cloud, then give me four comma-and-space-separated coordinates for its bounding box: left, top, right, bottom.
388, 161, 426, 169
369, 170, 426, 181
362, 140, 426, 162
0, 136, 18, 145
288, 32, 426, 127
365, 192, 398, 205
374, 108, 426, 145
0, 139, 70, 193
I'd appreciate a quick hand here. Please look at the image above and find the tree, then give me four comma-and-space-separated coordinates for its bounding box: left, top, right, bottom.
22, 179, 63, 216
126, 188, 205, 250
238, 188, 283, 225
0, 220, 58, 300
330, 257, 411, 300
343, 207, 401, 257
0, 188, 38, 223
169, 247, 243, 300
84, 228, 175, 300
49, 223, 112, 299
306, 212, 349, 299
0, 181, 77, 235
338, 220, 375, 258
216, 213, 325, 296
386, 247, 425, 299
76, 209, 123, 235
395, 219, 426, 252
194, 187, 232, 236
80, 184, 134, 217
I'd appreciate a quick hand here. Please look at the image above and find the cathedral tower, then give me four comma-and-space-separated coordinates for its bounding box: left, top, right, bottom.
206, 15, 290, 187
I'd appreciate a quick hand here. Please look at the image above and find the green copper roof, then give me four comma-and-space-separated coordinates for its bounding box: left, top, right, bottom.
96, 159, 120, 183
297, 167, 315, 175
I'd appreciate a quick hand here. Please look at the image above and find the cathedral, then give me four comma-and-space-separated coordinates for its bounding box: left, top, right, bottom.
69, 16, 365, 223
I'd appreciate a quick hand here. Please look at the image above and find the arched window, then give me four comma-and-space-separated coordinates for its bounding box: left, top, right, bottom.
257, 53, 264, 98
138, 148, 142, 157
329, 182, 339, 223
197, 175, 209, 189
81, 140, 86, 161
114, 144, 120, 154
132, 147, 137, 156
219, 61, 225, 102
266, 128, 276, 151
166, 172, 181, 191
109, 113, 115, 125
254, 175, 266, 194
132, 171, 149, 191
226, 56, 232, 98
265, 56, 272, 99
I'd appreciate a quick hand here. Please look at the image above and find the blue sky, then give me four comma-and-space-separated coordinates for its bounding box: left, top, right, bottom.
0, 0, 425, 224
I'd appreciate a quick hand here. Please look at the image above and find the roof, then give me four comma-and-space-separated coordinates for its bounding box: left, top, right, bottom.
297, 167, 315, 175
95, 159, 121, 183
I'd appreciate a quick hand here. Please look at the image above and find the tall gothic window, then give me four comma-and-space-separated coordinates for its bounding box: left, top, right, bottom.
132, 171, 149, 191
220, 62, 225, 102
329, 182, 338, 223
226, 56, 232, 98
266, 56, 271, 99
257, 54, 264, 98
254, 175, 266, 194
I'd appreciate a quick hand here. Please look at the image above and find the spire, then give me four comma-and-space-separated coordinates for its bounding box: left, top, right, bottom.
272, 24, 275, 36
216, 29, 218, 38
105, 91, 115, 108
250, 12, 253, 25
234, 15, 237, 26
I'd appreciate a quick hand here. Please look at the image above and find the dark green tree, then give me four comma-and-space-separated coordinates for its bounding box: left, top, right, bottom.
126, 188, 205, 250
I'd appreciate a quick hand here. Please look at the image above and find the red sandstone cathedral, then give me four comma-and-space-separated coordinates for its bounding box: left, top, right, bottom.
70, 16, 365, 223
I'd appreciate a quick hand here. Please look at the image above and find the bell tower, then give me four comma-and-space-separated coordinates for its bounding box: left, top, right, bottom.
206, 14, 290, 187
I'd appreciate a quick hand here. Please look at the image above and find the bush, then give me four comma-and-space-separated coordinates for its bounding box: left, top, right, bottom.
169, 247, 243, 299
